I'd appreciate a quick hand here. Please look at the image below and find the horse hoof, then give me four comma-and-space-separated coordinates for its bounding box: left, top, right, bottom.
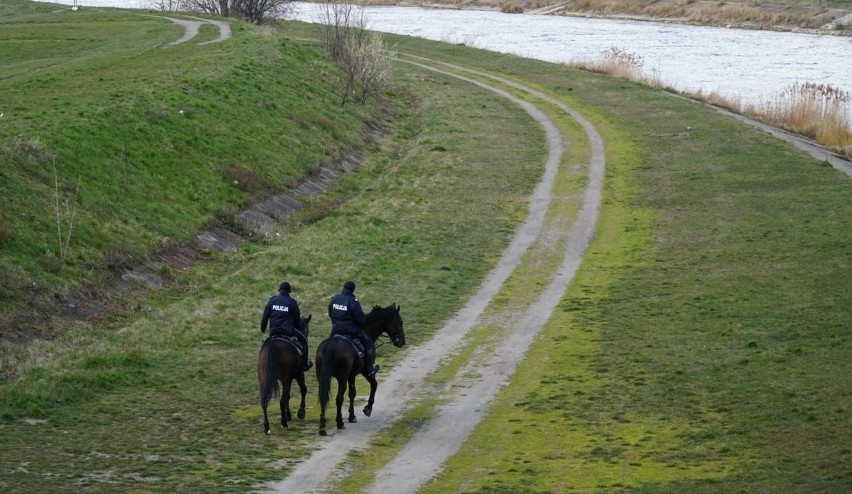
297, 410, 305, 420
265, 430, 271, 435
362, 407, 372, 417
349, 416, 358, 424
337, 423, 345, 430
319, 429, 327, 436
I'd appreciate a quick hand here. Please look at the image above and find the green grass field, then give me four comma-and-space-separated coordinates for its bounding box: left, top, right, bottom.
0, 0, 373, 325
1, 2, 850, 493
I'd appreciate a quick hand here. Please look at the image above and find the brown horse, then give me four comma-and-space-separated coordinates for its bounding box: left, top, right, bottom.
257, 314, 312, 435
316, 304, 405, 436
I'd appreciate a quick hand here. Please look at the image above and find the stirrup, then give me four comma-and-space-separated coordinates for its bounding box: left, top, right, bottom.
365, 364, 380, 376
303, 360, 313, 372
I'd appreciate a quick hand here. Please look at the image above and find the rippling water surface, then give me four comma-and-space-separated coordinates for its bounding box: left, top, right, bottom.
39, 0, 852, 106
289, 3, 852, 107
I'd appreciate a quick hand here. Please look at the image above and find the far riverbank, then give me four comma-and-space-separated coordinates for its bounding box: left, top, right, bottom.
385, 0, 852, 36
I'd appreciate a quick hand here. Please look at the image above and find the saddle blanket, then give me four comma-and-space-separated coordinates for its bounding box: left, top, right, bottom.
332, 334, 365, 358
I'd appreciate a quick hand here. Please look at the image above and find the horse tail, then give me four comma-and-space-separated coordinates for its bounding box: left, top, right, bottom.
318, 340, 335, 410
260, 343, 280, 410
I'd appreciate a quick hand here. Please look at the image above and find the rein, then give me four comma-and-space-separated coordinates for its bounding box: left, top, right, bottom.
374, 334, 388, 350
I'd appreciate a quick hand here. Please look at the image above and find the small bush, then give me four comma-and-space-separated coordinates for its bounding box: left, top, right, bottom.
2, 136, 55, 180
219, 164, 271, 192
1, 136, 54, 164
104, 244, 136, 271
500, 1, 524, 14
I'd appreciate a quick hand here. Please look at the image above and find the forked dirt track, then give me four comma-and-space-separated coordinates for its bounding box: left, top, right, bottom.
267, 56, 606, 493
143, 15, 231, 45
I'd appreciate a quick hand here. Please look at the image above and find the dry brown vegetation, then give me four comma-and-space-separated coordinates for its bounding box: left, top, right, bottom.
750, 82, 852, 148
389, 0, 852, 32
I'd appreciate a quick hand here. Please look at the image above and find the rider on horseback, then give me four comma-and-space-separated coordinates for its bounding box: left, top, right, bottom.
261, 281, 313, 372
328, 280, 380, 376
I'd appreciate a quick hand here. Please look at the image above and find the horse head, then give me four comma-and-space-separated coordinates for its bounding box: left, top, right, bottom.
299, 314, 312, 337
367, 304, 405, 348
384, 304, 405, 348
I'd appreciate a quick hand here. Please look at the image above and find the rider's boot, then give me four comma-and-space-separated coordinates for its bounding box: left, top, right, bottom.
303, 359, 314, 372
364, 349, 380, 376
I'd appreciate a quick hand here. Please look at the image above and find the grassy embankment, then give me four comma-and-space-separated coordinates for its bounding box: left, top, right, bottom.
1, 2, 850, 493
0, 0, 375, 340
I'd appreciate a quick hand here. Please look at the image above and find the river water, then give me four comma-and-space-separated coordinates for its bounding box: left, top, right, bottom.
39, 0, 852, 107
289, 3, 852, 107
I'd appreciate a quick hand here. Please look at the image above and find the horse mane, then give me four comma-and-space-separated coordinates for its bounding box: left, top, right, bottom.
369, 303, 396, 314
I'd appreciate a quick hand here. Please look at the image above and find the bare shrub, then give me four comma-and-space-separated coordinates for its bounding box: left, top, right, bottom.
178, 0, 294, 23
104, 244, 136, 272
2, 136, 53, 163
148, 0, 185, 11
316, 0, 394, 106
231, 0, 295, 24
180, 0, 228, 16
52, 162, 80, 266
2, 136, 55, 181
500, 2, 524, 14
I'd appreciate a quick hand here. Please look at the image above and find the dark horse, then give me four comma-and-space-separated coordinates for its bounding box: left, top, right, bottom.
316, 304, 405, 436
257, 314, 312, 435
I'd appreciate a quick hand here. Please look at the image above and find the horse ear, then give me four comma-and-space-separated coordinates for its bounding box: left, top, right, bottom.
396, 304, 400, 313
306, 314, 312, 322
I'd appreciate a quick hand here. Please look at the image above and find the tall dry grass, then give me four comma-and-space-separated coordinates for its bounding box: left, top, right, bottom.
747, 82, 852, 148
564, 47, 668, 90
566, 49, 852, 157
560, 0, 823, 29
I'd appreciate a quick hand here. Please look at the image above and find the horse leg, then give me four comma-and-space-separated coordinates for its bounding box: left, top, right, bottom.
280, 377, 291, 429
296, 373, 307, 420
335, 377, 346, 430
262, 402, 271, 435
348, 375, 358, 423
319, 395, 328, 436
362, 374, 378, 418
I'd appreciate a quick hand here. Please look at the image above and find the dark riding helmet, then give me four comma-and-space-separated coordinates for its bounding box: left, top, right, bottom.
279, 281, 292, 293
343, 280, 356, 292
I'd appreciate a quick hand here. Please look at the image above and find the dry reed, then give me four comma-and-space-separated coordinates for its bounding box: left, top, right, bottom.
748, 82, 852, 147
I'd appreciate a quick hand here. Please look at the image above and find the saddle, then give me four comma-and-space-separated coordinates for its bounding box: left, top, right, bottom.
332, 334, 365, 358
266, 334, 304, 356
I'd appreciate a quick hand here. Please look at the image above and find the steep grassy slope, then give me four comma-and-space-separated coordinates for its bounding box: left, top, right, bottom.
0, 0, 374, 331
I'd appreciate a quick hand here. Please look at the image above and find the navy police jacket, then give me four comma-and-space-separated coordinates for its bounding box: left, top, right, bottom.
261, 293, 301, 337
328, 288, 366, 336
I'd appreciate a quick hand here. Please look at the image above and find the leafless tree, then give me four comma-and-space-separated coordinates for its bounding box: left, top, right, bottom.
178, 0, 293, 23
232, 0, 294, 24
316, 0, 394, 106
179, 0, 225, 16
149, 0, 184, 11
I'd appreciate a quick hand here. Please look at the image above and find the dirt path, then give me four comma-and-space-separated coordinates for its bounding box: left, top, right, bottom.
267, 57, 605, 493
142, 15, 231, 45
